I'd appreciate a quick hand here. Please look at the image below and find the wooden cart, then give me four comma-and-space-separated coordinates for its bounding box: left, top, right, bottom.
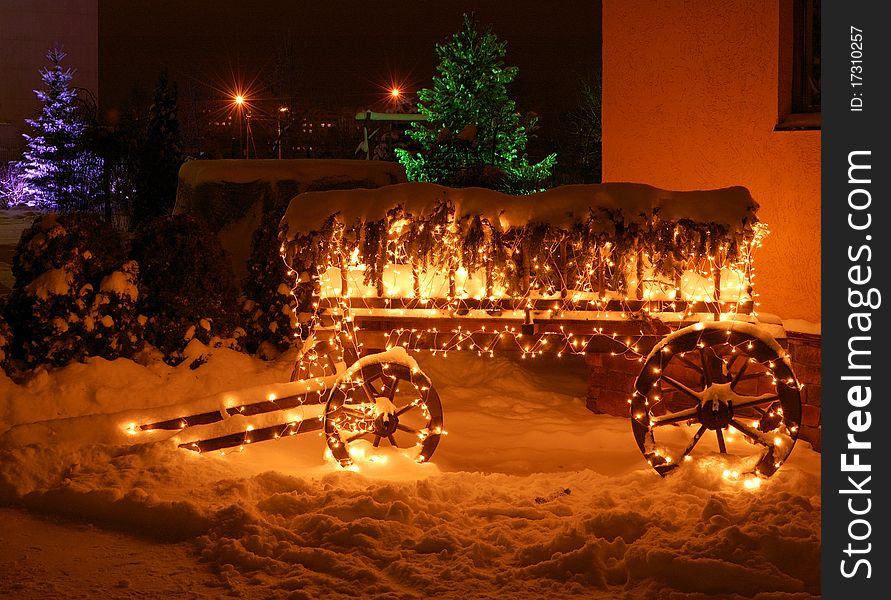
140, 182, 801, 478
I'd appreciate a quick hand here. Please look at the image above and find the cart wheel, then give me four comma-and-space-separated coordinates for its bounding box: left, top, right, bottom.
325, 361, 444, 467
631, 322, 801, 478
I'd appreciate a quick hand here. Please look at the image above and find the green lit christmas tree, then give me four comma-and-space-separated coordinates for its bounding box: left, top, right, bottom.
396, 14, 556, 193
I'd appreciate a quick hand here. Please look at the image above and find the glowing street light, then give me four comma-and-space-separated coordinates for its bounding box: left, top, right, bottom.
388, 87, 408, 113
232, 93, 246, 158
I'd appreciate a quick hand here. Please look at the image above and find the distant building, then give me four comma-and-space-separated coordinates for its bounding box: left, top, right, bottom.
187, 100, 360, 160
0, 0, 99, 163
602, 0, 820, 324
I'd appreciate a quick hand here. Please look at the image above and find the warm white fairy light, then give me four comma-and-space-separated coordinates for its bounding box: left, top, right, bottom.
132, 190, 777, 468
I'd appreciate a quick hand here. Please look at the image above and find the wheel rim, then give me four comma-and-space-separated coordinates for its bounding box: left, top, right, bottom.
325, 362, 443, 467
631, 325, 801, 478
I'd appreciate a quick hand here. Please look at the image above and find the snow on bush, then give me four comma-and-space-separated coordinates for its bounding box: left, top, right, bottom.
3, 213, 141, 368
132, 214, 241, 363
10, 213, 126, 285
87, 259, 144, 360
240, 180, 386, 358
240, 200, 298, 358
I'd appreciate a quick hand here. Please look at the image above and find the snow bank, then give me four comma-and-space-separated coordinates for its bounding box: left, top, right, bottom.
0, 348, 820, 598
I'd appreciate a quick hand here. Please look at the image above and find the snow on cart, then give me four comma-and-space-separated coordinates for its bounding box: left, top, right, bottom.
137, 181, 802, 478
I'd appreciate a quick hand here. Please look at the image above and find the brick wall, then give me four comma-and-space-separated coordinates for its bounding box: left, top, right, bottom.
585, 332, 822, 451
787, 332, 822, 451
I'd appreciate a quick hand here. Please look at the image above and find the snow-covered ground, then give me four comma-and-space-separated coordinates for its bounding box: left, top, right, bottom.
0, 345, 820, 599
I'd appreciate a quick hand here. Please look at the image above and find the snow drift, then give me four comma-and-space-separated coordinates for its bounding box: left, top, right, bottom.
0, 346, 820, 598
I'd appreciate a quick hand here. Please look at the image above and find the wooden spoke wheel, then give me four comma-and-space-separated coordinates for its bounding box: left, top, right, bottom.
631, 322, 801, 478
325, 361, 443, 467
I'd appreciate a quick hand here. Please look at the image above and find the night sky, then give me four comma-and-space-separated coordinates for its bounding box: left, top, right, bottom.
99, 0, 601, 142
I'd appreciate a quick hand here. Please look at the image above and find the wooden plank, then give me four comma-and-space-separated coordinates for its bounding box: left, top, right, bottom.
319, 296, 753, 315
139, 391, 328, 432
180, 418, 325, 453
351, 316, 675, 335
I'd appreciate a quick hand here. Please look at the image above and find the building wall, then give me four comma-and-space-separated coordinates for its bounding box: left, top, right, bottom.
0, 0, 99, 162
602, 0, 820, 324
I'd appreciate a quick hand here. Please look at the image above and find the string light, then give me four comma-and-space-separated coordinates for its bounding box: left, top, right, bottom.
134, 187, 783, 473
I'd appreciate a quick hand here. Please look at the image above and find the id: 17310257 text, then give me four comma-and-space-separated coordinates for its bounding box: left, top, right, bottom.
850, 26, 864, 112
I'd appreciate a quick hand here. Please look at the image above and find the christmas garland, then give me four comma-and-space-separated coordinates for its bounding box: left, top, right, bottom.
279, 184, 763, 325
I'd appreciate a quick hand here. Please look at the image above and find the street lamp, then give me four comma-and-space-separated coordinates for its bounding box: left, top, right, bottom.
245, 110, 254, 158
277, 106, 289, 159
233, 94, 245, 158
390, 88, 402, 110
232, 93, 255, 158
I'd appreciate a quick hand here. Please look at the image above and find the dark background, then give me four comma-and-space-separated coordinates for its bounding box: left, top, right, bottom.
99, 0, 601, 151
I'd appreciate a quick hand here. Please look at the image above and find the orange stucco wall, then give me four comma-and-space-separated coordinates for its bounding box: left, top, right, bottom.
602, 1, 820, 324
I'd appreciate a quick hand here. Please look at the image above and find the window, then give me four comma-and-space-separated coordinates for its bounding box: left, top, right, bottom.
792, 0, 820, 113
777, 0, 820, 129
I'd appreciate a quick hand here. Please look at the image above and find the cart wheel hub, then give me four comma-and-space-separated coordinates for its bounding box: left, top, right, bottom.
697, 397, 732, 430
373, 413, 399, 437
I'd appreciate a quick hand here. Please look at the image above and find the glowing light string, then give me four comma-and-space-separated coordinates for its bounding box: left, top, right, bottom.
277, 183, 767, 374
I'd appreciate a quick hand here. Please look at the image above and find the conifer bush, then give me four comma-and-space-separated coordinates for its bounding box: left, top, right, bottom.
3, 213, 140, 367
132, 214, 240, 362
240, 201, 298, 357
87, 260, 144, 360
240, 181, 382, 358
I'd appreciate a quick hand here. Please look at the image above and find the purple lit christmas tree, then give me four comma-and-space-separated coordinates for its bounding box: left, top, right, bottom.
19, 47, 97, 210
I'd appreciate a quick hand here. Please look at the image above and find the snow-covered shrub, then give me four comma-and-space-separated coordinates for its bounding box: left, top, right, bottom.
132, 214, 240, 362
240, 181, 380, 358
85, 260, 144, 359
3, 213, 141, 367
11, 213, 127, 285
240, 201, 299, 358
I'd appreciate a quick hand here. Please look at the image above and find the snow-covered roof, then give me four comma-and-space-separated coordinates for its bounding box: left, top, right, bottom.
280, 182, 758, 241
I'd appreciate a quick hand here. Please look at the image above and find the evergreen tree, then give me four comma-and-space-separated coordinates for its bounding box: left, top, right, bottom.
19, 47, 94, 210
240, 199, 299, 357
132, 71, 183, 226
559, 76, 602, 184
396, 14, 556, 193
